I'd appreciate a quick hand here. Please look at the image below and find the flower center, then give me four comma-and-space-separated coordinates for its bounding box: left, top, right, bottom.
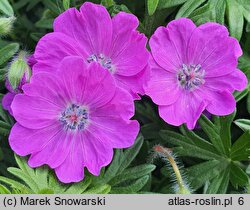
177, 64, 205, 90
60, 104, 88, 131
87, 53, 115, 73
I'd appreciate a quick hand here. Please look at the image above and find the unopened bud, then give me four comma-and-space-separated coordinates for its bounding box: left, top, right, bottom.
7, 51, 32, 91
0, 16, 15, 36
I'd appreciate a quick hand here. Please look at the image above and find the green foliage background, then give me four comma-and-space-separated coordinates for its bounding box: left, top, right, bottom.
0, 0, 249, 194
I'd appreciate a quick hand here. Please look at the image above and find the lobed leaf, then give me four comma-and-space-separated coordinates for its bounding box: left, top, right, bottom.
0, 0, 14, 16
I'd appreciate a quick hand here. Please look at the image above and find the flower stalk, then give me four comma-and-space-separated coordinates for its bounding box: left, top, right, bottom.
153, 145, 191, 194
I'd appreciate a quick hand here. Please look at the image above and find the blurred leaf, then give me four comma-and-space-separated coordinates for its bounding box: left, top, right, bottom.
42, 0, 62, 15
83, 184, 111, 194
117, 135, 144, 174
63, 0, 70, 10
0, 0, 14, 16
0, 120, 11, 136
110, 175, 149, 194
147, 0, 159, 16
0, 183, 11, 194
26, 0, 42, 11
186, 160, 229, 190
176, 0, 207, 19
30, 32, 44, 41
226, 0, 244, 40
234, 119, 250, 131
205, 167, 230, 194
160, 130, 221, 160
248, 94, 250, 114
109, 164, 155, 186
0, 43, 19, 66
101, 0, 115, 7
231, 131, 250, 161
234, 87, 249, 102
219, 112, 235, 156
230, 162, 249, 188
35, 18, 53, 29
63, 177, 92, 194
158, 0, 187, 9
190, 0, 226, 25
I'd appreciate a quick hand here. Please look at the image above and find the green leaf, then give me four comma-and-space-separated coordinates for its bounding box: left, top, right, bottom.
230, 162, 249, 188
234, 88, 249, 102
64, 177, 92, 194
109, 164, 156, 186
219, 112, 235, 156
0, 176, 32, 193
180, 125, 220, 154
198, 114, 226, 155
147, 0, 159, 16
0, 184, 11, 194
14, 155, 47, 190
117, 135, 144, 174
205, 167, 230, 194
231, 131, 250, 161
83, 184, 111, 194
7, 167, 40, 193
0, 103, 12, 124
234, 119, 250, 131
158, 0, 187, 9
248, 94, 250, 114
176, 0, 207, 18
38, 189, 54, 194
110, 175, 149, 194
63, 0, 70, 10
0, 120, 11, 136
42, 0, 61, 15
30, 32, 44, 41
190, 0, 226, 25
215, 0, 226, 24
0, 43, 19, 66
160, 130, 221, 160
0, 68, 7, 82
26, 0, 42, 11
35, 19, 53, 29
101, 0, 115, 7
226, 0, 244, 40
186, 160, 229, 190
0, 0, 14, 16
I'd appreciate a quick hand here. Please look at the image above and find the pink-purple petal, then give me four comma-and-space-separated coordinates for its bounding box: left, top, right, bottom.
159, 91, 206, 129
205, 90, 236, 115
55, 134, 85, 183
82, 131, 113, 176
2, 92, 15, 115
9, 123, 61, 156
80, 2, 112, 55
33, 32, 85, 73
11, 94, 60, 129
28, 131, 71, 169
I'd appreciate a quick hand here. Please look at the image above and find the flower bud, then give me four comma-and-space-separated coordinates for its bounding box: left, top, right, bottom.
7, 51, 32, 91
0, 16, 15, 36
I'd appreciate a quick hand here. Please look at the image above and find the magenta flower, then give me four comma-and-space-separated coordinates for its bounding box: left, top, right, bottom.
145, 18, 248, 129
9, 57, 139, 183
33, 2, 149, 99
